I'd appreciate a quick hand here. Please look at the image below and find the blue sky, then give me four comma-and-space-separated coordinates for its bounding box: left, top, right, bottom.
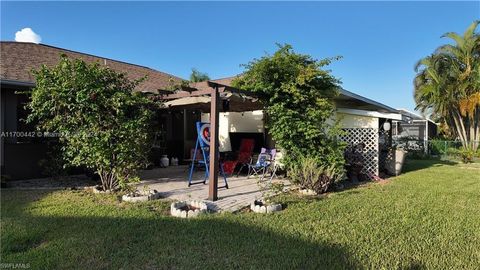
1, 1, 478, 112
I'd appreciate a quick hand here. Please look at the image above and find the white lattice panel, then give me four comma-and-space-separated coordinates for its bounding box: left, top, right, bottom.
340, 128, 379, 178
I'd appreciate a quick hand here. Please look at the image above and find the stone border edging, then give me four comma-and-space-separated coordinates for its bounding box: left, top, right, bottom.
250, 200, 282, 213
170, 201, 208, 218
122, 190, 161, 202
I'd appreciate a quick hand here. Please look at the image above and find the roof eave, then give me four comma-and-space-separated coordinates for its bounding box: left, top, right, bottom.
339, 88, 398, 113
0, 79, 35, 88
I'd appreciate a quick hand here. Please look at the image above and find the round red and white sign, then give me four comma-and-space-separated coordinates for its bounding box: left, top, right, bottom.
199, 123, 210, 146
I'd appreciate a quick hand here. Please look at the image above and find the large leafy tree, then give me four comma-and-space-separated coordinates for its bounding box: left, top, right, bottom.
233, 44, 344, 170
414, 21, 480, 150
27, 56, 154, 190
189, 68, 210, 82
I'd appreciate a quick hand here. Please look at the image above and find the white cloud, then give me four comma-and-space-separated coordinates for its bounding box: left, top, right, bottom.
15, 28, 42, 44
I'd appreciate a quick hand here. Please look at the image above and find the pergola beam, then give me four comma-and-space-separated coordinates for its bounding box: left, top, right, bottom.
158, 81, 259, 101
160, 89, 212, 100
207, 81, 259, 98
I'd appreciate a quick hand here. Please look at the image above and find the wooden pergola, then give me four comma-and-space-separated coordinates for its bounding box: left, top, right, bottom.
158, 81, 263, 201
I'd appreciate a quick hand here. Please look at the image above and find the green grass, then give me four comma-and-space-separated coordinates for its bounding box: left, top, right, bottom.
1, 160, 479, 269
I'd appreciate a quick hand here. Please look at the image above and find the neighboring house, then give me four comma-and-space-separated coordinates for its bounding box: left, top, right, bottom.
1, 41, 406, 179
0, 42, 183, 179
392, 109, 438, 140
392, 109, 438, 153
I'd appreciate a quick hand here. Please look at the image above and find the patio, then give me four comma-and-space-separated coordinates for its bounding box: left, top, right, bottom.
137, 165, 289, 212
158, 80, 265, 201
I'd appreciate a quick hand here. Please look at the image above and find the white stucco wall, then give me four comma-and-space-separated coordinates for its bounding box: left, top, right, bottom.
336, 112, 379, 129
201, 110, 264, 151
201, 110, 379, 151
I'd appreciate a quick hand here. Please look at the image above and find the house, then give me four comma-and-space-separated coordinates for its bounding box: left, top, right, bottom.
1, 42, 183, 179
185, 77, 405, 178
1, 41, 405, 181
392, 109, 438, 140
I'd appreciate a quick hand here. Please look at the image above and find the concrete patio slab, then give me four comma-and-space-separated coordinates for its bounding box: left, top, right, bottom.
138, 165, 288, 212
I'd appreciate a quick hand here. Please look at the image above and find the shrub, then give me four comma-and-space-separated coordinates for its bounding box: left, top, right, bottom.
456, 148, 477, 163
429, 139, 447, 155
289, 156, 343, 194
232, 44, 345, 175
38, 142, 68, 179
27, 56, 154, 191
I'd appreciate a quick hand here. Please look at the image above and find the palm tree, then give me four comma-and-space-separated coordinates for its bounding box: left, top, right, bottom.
414, 21, 480, 150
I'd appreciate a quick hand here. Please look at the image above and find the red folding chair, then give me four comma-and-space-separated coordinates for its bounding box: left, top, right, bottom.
222, 139, 255, 175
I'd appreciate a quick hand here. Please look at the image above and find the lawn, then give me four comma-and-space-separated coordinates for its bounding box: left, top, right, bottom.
1, 160, 479, 269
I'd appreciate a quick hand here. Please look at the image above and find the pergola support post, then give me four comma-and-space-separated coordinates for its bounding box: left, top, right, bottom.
208, 86, 220, 201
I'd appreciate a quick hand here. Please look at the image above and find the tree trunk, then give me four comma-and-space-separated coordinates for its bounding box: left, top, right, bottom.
469, 118, 475, 150
98, 169, 117, 191
474, 107, 480, 151
452, 110, 468, 149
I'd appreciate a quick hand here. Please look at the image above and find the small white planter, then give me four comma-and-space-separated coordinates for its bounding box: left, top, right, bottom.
386, 149, 407, 176
170, 201, 208, 218
122, 190, 161, 202
250, 200, 282, 214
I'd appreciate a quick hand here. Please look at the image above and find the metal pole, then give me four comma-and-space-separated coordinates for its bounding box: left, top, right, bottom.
208, 86, 220, 201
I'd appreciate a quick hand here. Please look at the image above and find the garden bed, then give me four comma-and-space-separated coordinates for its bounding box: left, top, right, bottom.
170, 201, 208, 218
250, 200, 282, 213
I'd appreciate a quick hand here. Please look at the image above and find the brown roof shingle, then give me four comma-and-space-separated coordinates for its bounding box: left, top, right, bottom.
210, 76, 237, 86
0, 41, 183, 93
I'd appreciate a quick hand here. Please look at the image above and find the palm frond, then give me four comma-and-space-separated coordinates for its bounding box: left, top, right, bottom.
442, 32, 465, 48
464, 20, 480, 40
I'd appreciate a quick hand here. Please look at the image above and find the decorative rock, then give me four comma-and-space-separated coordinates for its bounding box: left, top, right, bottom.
170, 200, 208, 218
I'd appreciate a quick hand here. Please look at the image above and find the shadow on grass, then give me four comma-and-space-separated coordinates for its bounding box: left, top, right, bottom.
401, 158, 457, 173
1, 190, 361, 269
325, 159, 460, 194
